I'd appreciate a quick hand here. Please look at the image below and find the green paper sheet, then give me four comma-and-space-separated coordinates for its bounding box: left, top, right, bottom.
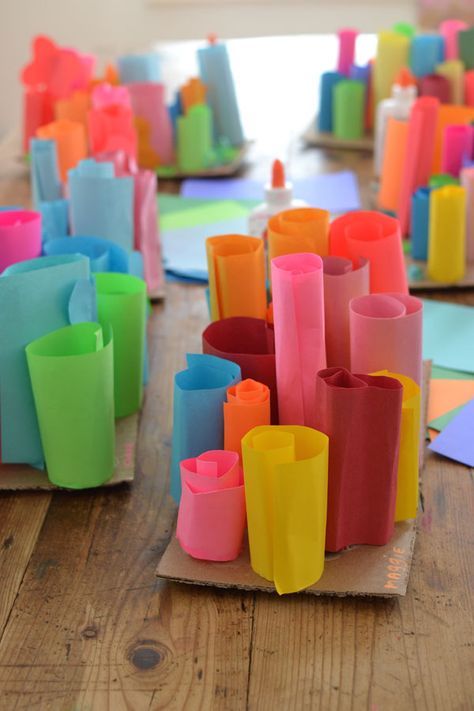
158, 194, 256, 230
26, 322, 115, 489
431, 366, 473, 380
429, 404, 465, 432
95, 273, 146, 418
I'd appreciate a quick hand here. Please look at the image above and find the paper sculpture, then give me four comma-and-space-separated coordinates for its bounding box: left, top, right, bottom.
0, 210, 42, 273
373, 30, 410, 106
224, 379, 270, 460
117, 54, 161, 84
54, 90, 90, 134
36, 119, 88, 183
461, 167, 474, 263
88, 104, 137, 159
128, 82, 174, 168
333, 80, 365, 140
30, 138, 62, 207
177, 104, 214, 173
38, 199, 69, 242
44, 235, 143, 277
267, 208, 329, 270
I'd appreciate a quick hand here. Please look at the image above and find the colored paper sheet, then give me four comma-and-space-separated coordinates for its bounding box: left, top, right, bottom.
429, 398, 474, 467
429, 404, 464, 432
224, 379, 270, 460
159, 197, 252, 231
350, 293, 423, 386
428, 379, 474, 426
37, 119, 88, 183
202, 317, 278, 424
431, 365, 472, 380
44, 235, 143, 277
0, 254, 91, 465
206, 234, 267, 321
170, 354, 241, 503
176, 450, 246, 561
267, 208, 329, 273
314, 368, 403, 552
26, 322, 115, 488
242, 425, 329, 595
22, 87, 54, 154
39, 199, 69, 242
30, 138, 62, 207
0, 210, 42, 272
422, 299, 474, 373
95, 273, 146, 418
271, 253, 326, 426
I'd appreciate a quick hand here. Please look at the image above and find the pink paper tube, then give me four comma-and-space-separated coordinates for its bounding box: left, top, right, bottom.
441, 124, 474, 177
0, 210, 42, 273
176, 450, 246, 561
128, 83, 175, 166
329, 211, 408, 294
91, 83, 131, 110
419, 74, 451, 103
440, 19, 467, 60
337, 28, 358, 76
88, 104, 137, 160
349, 293, 423, 385
397, 97, 440, 235
271, 252, 326, 427
322, 256, 369, 369
461, 167, 474, 263
465, 70, 474, 106
133, 168, 165, 294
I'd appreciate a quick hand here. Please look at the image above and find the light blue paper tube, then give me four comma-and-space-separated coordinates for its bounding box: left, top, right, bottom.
170, 353, 241, 502
410, 35, 445, 78
39, 199, 69, 242
30, 138, 62, 208
318, 71, 344, 132
117, 54, 160, 83
43, 235, 143, 278
411, 187, 432, 260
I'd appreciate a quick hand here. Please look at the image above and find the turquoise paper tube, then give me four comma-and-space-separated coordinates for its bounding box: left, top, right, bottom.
411, 187, 432, 261
410, 35, 445, 78
318, 72, 344, 133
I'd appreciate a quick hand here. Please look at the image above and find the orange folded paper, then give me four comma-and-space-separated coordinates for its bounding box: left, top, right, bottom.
206, 234, 267, 322
378, 117, 408, 212
428, 379, 474, 423
267, 208, 329, 272
54, 91, 90, 135
181, 77, 207, 113
36, 119, 87, 183
224, 379, 271, 460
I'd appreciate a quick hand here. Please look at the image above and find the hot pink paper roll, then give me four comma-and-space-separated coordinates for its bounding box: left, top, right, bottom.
322, 256, 369, 369
440, 19, 468, 60
461, 166, 474, 263
176, 450, 246, 561
91, 83, 131, 110
337, 28, 358, 76
350, 293, 423, 386
329, 211, 408, 294
397, 97, 440, 235
128, 83, 175, 166
0, 210, 42, 273
271, 253, 326, 427
441, 124, 474, 177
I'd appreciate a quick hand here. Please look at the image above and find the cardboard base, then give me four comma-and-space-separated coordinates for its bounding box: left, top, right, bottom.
0, 413, 139, 490
155, 142, 250, 180
406, 255, 474, 291
303, 121, 374, 152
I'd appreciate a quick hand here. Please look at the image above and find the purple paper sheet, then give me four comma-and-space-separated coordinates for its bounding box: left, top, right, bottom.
429, 398, 474, 467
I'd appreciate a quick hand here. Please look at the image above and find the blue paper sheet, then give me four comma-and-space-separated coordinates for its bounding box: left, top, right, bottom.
429, 398, 474, 467
422, 299, 474, 373
30, 138, 62, 208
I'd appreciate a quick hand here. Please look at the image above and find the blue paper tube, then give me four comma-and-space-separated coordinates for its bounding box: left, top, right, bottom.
411, 187, 432, 261
410, 35, 445, 78
318, 72, 344, 133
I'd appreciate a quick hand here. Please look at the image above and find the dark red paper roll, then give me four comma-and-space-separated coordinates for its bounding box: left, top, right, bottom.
419, 74, 451, 104
202, 317, 278, 423
314, 367, 403, 552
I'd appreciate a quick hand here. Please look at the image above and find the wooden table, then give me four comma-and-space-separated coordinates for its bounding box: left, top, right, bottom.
0, 131, 473, 710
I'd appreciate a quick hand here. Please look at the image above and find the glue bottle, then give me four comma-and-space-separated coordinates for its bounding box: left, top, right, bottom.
374, 67, 417, 177
248, 160, 307, 238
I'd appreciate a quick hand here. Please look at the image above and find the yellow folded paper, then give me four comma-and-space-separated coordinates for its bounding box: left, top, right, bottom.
241, 425, 328, 595
267, 207, 329, 273
427, 186, 466, 283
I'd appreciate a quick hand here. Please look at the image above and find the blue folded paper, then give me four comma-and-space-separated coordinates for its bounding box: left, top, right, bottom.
30, 138, 62, 208
39, 199, 69, 242
43, 235, 144, 278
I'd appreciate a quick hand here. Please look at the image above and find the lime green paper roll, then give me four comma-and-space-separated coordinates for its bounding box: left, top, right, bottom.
26, 322, 115, 489
95, 272, 146, 418
177, 104, 214, 173
427, 186, 466, 283
333, 80, 365, 140
429, 173, 459, 189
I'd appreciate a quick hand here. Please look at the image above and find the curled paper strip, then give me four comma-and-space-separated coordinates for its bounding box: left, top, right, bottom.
170, 354, 241, 503
224, 379, 271, 460
350, 293, 423, 386
330, 211, 408, 294
37, 119, 88, 183
44, 235, 143, 277
176, 450, 246, 561
206, 234, 267, 322
0, 210, 42, 273
242, 425, 328, 595
271, 253, 326, 427
26, 322, 115, 488
267, 207, 329, 269
314, 368, 403, 552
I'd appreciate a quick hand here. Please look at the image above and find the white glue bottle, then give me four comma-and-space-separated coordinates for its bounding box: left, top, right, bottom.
248, 159, 307, 238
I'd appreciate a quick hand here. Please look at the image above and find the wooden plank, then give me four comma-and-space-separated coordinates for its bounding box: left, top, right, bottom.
303, 122, 374, 152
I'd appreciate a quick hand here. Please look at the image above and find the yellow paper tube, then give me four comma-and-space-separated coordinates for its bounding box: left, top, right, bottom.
427, 185, 466, 283
436, 60, 464, 105
373, 31, 410, 107
241, 425, 328, 595
267, 207, 329, 274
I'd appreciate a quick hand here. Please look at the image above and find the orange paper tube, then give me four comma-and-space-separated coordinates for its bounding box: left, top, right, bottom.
224, 379, 271, 460
36, 118, 87, 183
432, 104, 474, 173
267, 207, 329, 271
54, 90, 90, 133
181, 77, 207, 113
378, 117, 408, 212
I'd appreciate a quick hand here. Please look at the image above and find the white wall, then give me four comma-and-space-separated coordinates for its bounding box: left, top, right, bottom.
0, 0, 415, 135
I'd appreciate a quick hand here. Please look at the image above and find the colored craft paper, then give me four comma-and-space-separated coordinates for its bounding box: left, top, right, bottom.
458, 27, 474, 71
333, 80, 365, 140
322, 256, 369, 369
378, 118, 408, 212
95, 273, 146, 417
373, 31, 410, 106
337, 29, 357, 76
428, 379, 474, 426
440, 19, 467, 60
132, 168, 164, 293
329, 211, 408, 293
0, 254, 91, 465
461, 167, 474, 263
432, 365, 472, 380
176, 450, 246, 561
419, 74, 451, 103
30, 138, 62, 207
436, 60, 464, 105
160, 197, 251, 230
242, 425, 328, 595
36, 119, 87, 183
38, 199, 69, 242
267, 208, 329, 271
429, 398, 474, 467
271, 253, 326, 426
314, 368, 403, 551
465, 71, 474, 106
170, 354, 241, 502
422, 299, 474, 373
410, 34, 444, 78
26, 322, 115, 488
0, 210, 42, 272
350, 293, 423, 386
117, 54, 161, 84
432, 105, 474, 173
180, 77, 207, 112
318, 72, 344, 132
44, 235, 143, 277
23, 87, 54, 154
54, 90, 90, 134
206, 234, 267, 321
441, 125, 473, 177
410, 187, 431, 261
427, 186, 466, 283
128, 83, 174, 167
88, 104, 137, 160
91, 83, 131, 110
177, 103, 214, 173
429, 173, 459, 188
224, 379, 270, 460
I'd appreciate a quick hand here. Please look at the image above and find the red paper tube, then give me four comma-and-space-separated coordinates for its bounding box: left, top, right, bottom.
419, 74, 451, 103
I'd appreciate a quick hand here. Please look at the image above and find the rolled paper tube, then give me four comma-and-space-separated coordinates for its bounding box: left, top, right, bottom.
224, 379, 270, 460
132, 168, 165, 294
373, 31, 410, 106
441, 125, 474, 177
91, 83, 131, 110
38, 199, 69, 242
427, 186, 466, 283
54, 90, 90, 133
432, 104, 474, 173
458, 26, 474, 70
429, 173, 459, 188
397, 97, 439, 235
460, 167, 474, 263
30, 138, 62, 207
377, 117, 408, 212
435, 60, 464, 105
392, 22, 416, 38
0, 210, 42, 272
371, 370, 421, 522
25, 322, 115, 488
177, 103, 214, 172
349, 293, 423, 385
117, 54, 161, 83
170, 353, 241, 502
36, 119, 87, 183
43, 235, 143, 276
314, 368, 403, 551
95, 273, 147, 418
329, 211, 408, 294
410, 187, 432, 261
267, 207, 329, 271
365, 60, 375, 131
128, 82, 174, 166
176, 450, 246, 561
440, 19, 467, 60
202, 317, 278, 423
410, 35, 445, 78
419, 73, 451, 103
206, 234, 267, 322
318, 72, 344, 132
322, 256, 369, 369
271, 253, 326, 426
332, 79, 365, 140
465, 71, 474, 106
242, 425, 328, 595
180, 77, 207, 113
88, 104, 137, 160
337, 28, 358, 76
23, 87, 54, 154
349, 64, 370, 85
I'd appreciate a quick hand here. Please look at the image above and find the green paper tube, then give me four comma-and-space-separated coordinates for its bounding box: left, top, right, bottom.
333, 80, 365, 140
429, 173, 460, 188
26, 322, 115, 489
459, 27, 474, 71
392, 22, 416, 38
177, 104, 214, 173
95, 272, 146, 418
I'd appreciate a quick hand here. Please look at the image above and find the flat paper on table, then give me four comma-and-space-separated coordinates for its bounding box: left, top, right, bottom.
422, 299, 474, 373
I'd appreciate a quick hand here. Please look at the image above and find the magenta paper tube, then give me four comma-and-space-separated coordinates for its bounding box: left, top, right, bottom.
0, 210, 42, 273
350, 293, 423, 386
441, 125, 474, 177
271, 252, 326, 427
337, 29, 358, 76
